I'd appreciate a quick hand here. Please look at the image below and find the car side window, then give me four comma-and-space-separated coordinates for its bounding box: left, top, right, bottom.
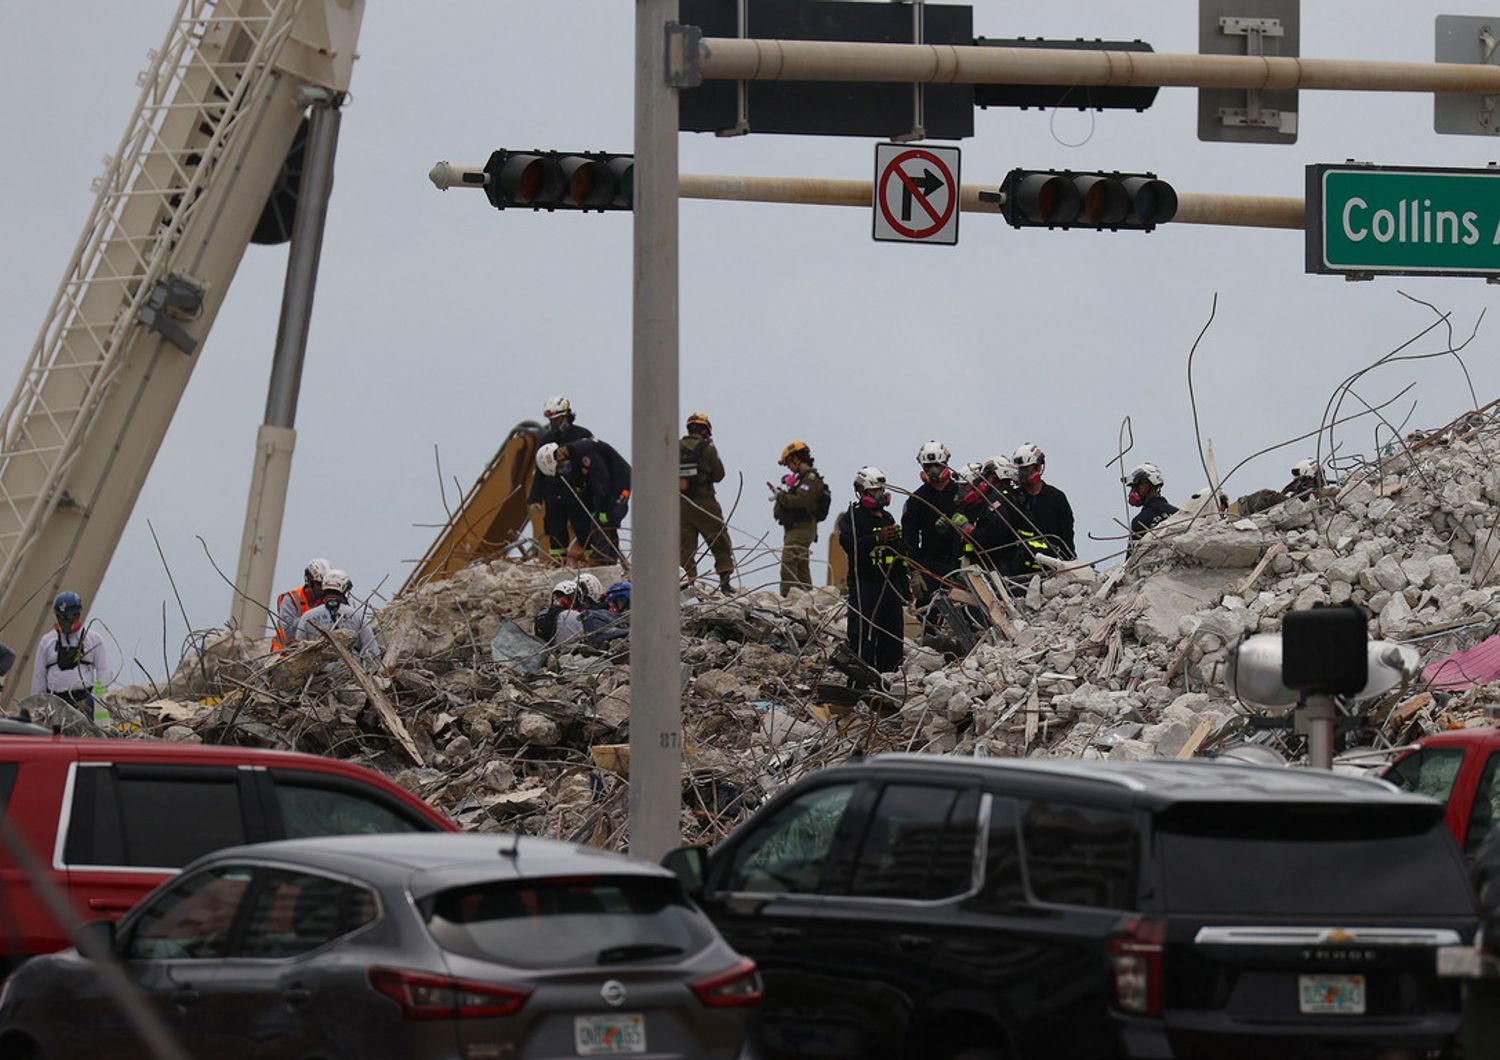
848, 785, 979, 900
1465, 753, 1500, 856
273, 781, 424, 839
239, 869, 378, 959
721, 782, 857, 894
125, 866, 253, 960
66, 768, 248, 868
1385, 747, 1466, 804
1021, 801, 1139, 910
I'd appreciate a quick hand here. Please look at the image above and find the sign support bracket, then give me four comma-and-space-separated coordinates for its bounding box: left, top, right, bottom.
1217, 16, 1295, 134
890, 0, 927, 143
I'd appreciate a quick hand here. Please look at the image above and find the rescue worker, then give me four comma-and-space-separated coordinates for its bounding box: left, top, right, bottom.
534, 578, 587, 648
1126, 463, 1178, 551
31, 591, 114, 712
679, 412, 735, 593
527, 396, 594, 563
1284, 457, 1328, 498
295, 570, 379, 665
771, 440, 829, 597
272, 557, 329, 651
535, 437, 632, 566
575, 572, 605, 610
901, 440, 963, 607
836, 466, 909, 673
1234, 457, 1328, 517
584, 580, 631, 646
978, 454, 1034, 579
1012, 442, 1076, 563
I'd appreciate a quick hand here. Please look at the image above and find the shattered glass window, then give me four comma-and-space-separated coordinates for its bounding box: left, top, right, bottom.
849, 785, 978, 900
1385, 747, 1465, 804
275, 782, 424, 838
1465, 753, 1500, 856
722, 782, 856, 894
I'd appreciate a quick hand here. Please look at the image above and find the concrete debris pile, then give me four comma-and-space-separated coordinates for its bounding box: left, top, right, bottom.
98, 415, 1500, 847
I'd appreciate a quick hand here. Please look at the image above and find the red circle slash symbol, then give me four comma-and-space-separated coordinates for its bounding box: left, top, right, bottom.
879, 149, 956, 240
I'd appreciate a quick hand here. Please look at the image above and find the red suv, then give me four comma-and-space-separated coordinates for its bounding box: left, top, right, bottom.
1382, 726, 1500, 856
0, 735, 456, 973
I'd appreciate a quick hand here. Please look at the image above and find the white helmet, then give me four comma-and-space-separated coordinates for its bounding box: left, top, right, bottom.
955, 462, 984, 485
1012, 442, 1045, 469
553, 578, 578, 597
915, 440, 950, 467
1291, 457, 1321, 482
1126, 462, 1165, 488
536, 442, 561, 476
321, 569, 351, 599
543, 396, 572, 421
853, 465, 887, 492
576, 572, 603, 603
983, 454, 1020, 484
304, 557, 330, 585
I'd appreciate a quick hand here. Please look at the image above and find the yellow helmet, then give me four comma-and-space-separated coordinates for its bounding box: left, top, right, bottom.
686, 411, 712, 432
779, 440, 811, 466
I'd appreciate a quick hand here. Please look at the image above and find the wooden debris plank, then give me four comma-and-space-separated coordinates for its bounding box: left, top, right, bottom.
1023, 685, 1040, 749
966, 571, 1015, 639
1237, 542, 1286, 596
1176, 716, 1216, 759
315, 627, 424, 765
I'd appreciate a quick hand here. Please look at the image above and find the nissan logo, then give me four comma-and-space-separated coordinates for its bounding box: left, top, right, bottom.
601, 979, 627, 1007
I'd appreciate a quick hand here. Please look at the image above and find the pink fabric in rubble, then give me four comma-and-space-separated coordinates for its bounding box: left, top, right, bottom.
1423, 635, 1500, 692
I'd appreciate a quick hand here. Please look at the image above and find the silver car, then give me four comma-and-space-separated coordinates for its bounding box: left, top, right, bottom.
0, 833, 759, 1059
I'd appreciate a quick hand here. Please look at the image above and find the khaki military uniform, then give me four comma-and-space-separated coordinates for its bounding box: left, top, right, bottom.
774, 465, 824, 596
680, 435, 734, 578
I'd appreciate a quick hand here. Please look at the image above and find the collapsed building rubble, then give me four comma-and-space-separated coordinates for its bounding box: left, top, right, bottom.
53, 409, 1500, 851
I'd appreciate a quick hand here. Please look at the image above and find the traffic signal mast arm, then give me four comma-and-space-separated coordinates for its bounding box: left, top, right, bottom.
680, 34, 1500, 97
431, 163, 1303, 229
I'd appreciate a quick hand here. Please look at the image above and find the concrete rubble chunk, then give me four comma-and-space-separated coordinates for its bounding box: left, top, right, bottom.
1169, 525, 1269, 569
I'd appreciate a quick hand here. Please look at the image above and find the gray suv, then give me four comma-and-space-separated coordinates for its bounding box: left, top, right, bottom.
0, 833, 760, 1059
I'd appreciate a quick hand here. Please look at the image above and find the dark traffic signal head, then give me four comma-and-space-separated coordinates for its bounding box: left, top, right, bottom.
483, 149, 635, 211
1000, 169, 1177, 231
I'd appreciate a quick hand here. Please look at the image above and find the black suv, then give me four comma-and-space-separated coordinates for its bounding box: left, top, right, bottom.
665, 754, 1475, 1060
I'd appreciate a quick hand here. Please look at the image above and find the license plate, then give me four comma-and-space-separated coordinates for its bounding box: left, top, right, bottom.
574, 1013, 646, 1055
1298, 974, 1366, 1015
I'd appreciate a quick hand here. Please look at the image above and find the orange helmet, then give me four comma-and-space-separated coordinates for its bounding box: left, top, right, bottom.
686, 411, 712, 433
779, 440, 811, 466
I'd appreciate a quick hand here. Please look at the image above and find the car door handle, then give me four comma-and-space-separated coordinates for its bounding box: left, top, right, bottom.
171, 988, 200, 1006
767, 926, 803, 943
896, 934, 933, 953
87, 898, 135, 912
283, 985, 312, 1006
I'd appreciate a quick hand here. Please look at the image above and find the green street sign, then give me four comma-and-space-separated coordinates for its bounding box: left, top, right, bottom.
1306, 163, 1500, 278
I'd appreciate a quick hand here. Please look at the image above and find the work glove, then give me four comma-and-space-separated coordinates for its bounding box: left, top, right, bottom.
875, 524, 903, 544
949, 512, 971, 534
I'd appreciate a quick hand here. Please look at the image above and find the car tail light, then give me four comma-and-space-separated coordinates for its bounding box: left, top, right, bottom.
368, 966, 530, 1020
691, 958, 763, 1008
1110, 918, 1164, 1015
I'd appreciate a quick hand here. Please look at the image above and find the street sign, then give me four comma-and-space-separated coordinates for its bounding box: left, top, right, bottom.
1435, 16, 1500, 137
1198, 0, 1300, 145
1306, 163, 1500, 278
873, 143, 961, 245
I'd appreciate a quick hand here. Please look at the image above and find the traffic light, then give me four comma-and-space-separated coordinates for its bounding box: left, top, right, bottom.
482, 150, 634, 212
973, 38, 1159, 112
999, 169, 1177, 231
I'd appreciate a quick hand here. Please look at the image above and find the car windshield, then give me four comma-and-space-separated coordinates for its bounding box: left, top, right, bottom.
1157, 803, 1474, 917
422, 875, 714, 970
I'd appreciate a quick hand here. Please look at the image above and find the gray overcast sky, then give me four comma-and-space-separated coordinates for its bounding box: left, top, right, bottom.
4, 1, 1500, 684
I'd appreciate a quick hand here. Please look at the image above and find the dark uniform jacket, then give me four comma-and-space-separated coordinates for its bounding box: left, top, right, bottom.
837, 502, 909, 595
1129, 495, 1178, 542
679, 435, 725, 499
901, 480, 963, 576
528, 421, 593, 505
567, 438, 632, 520
773, 466, 825, 528
957, 487, 1029, 578
1020, 482, 1076, 561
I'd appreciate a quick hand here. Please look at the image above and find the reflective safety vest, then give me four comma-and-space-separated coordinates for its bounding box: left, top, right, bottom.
271, 585, 313, 652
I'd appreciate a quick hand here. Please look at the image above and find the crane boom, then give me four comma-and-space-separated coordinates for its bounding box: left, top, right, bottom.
0, 0, 364, 697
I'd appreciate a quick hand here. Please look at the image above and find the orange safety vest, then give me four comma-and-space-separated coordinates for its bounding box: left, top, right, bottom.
271, 585, 313, 652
